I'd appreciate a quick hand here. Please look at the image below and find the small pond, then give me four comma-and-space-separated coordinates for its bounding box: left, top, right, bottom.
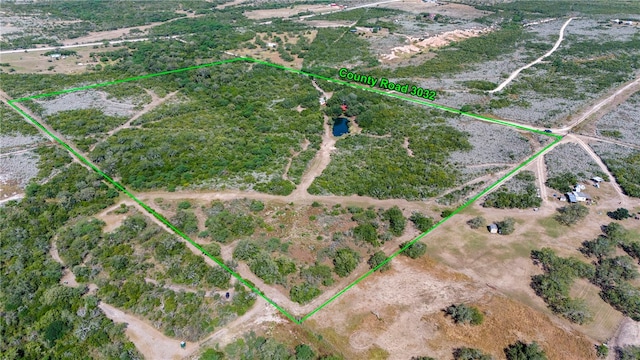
332, 117, 349, 136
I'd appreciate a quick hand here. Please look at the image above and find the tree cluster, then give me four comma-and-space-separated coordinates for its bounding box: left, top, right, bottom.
444, 304, 484, 325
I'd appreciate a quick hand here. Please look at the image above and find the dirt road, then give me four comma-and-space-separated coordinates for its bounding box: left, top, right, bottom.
576, 134, 640, 151
282, 138, 310, 181
559, 76, 640, 133
566, 134, 628, 202
99, 302, 195, 360
49, 238, 79, 287
292, 115, 337, 197
535, 155, 548, 202
490, 18, 573, 94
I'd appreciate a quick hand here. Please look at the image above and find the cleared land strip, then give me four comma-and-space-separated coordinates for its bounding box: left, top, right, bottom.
489, 17, 574, 94
560, 75, 640, 133
576, 134, 640, 151
3, 57, 561, 324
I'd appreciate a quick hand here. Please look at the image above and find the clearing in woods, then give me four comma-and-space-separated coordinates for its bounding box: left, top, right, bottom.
5, 56, 561, 324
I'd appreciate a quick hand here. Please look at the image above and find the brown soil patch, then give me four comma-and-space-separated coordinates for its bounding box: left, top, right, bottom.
304, 254, 595, 360
94, 203, 131, 233
99, 302, 195, 360
303, 20, 356, 28
0, 179, 22, 201
424, 294, 596, 360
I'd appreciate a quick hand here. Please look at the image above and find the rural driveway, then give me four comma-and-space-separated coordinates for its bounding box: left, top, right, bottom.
490, 18, 574, 94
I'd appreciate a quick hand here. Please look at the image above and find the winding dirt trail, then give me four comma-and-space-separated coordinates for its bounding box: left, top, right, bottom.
490, 17, 573, 94
292, 115, 336, 197
49, 239, 79, 286
89, 90, 179, 151
290, 80, 337, 197
282, 138, 310, 181
107, 90, 178, 136
402, 137, 414, 157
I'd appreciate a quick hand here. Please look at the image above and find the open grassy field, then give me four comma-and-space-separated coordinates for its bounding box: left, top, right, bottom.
425, 190, 640, 343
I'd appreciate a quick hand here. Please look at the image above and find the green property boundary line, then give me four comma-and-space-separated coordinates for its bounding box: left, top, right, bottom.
6, 56, 562, 325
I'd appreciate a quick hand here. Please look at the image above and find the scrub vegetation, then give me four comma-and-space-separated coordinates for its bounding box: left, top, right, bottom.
0, 160, 137, 359
531, 222, 640, 323
223, 202, 411, 304
310, 87, 475, 200
483, 170, 541, 209
591, 143, 640, 198
87, 63, 323, 193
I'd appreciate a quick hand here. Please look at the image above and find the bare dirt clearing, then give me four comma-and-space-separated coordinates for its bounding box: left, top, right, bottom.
307, 255, 595, 359
381, 27, 491, 61
99, 302, 195, 360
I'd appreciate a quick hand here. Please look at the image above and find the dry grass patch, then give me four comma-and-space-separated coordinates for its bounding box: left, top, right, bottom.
569, 279, 624, 342
424, 293, 596, 359
1, 47, 98, 74
243, 5, 335, 20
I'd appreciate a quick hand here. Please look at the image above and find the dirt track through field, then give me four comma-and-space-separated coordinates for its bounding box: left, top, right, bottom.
535, 156, 548, 202
490, 18, 574, 94
566, 135, 627, 202
106, 90, 178, 136
282, 138, 310, 181
98, 302, 196, 360
291, 80, 337, 197
560, 76, 640, 133
89, 90, 179, 151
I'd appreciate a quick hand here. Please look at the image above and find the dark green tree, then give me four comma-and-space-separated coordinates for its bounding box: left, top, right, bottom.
444, 304, 484, 325
410, 212, 434, 232
608, 208, 631, 220
400, 241, 427, 259
555, 204, 589, 226
295, 344, 316, 360
504, 341, 547, 360
368, 251, 391, 272
333, 247, 360, 277
383, 206, 406, 236
496, 217, 516, 235
467, 216, 486, 229
579, 236, 615, 259
453, 347, 493, 360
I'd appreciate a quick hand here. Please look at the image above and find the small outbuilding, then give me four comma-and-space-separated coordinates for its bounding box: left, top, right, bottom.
488, 223, 498, 234
574, 191, 591, 202
592, 176, 604, 183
